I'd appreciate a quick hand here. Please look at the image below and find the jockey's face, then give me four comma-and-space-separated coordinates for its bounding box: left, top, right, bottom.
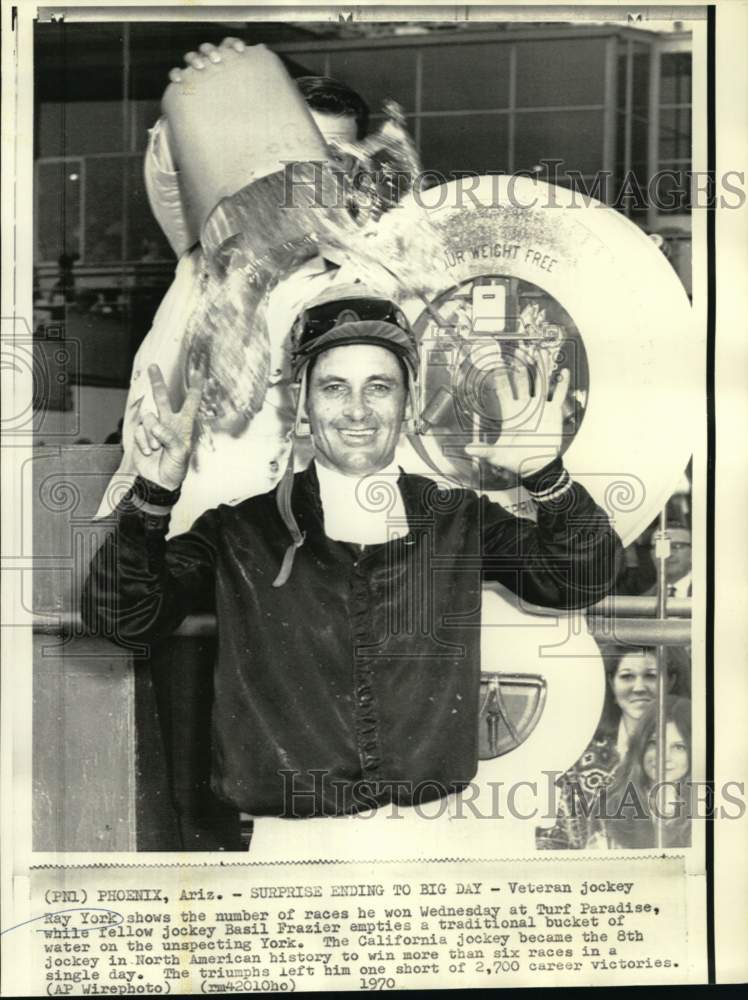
306, 344, 408, 477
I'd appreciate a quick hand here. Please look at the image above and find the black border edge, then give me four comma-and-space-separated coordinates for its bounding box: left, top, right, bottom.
705, 1, 716, 987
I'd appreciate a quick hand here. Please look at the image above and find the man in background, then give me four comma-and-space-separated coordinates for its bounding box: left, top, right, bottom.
647, 525, 692, 598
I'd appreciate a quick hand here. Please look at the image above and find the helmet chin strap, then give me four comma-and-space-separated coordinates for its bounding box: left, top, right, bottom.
293, 367, 312, 438
272, 366, 310, 588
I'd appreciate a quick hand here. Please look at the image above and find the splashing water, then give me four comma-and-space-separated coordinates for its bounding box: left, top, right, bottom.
183, 107, 448, 442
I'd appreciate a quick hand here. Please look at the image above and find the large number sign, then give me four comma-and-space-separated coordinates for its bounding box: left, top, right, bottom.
379, 175, 697, 547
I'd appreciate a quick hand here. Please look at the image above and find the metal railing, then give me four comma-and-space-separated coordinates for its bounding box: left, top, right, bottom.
33, 600, 692, 642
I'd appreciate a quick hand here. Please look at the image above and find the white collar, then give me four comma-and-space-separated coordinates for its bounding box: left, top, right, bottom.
314, 460, 407, 544
315, 459, 402, 489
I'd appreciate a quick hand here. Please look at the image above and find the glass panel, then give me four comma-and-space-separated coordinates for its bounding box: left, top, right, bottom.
631, 109, 649, 169
615, 108, 627, 172
38, 101, 124, 156
84, 156, 126, 263
421, 43, 510, 111
66, 299, 134, 388
419, 114, 510, 178
617, 52, 628, 110
660, 52, 691, 105
659, 107, 691, 161
124, 155, 175, 261
33, 339, 74, 412
515, 38, 607, 108
616, 160, 650, 218
631, 47, 651, 110
35, 22, 124, 103
328, 47, 417, 113
37, 104, 65, 159
652, 163, 691, 214
36, 160, 82, 263
514, 110, 605, 176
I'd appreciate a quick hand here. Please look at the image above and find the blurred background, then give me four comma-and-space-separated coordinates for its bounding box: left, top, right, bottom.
33, 17, 692, 443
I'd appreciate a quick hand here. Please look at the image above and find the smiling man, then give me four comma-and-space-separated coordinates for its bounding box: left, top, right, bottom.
82, 286, 622, 836
310, 344, 405, 475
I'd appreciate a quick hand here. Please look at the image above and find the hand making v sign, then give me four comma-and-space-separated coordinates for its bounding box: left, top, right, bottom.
133, 364, 205, 492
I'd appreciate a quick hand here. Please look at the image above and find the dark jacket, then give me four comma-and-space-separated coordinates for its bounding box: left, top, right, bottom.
82, 459, 622, 817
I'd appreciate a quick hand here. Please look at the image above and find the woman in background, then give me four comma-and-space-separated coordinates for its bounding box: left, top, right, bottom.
536, 645, 689, 850
602, 695, 692, 849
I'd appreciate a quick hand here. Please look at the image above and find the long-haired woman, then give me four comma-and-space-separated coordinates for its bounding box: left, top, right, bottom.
601, 695, 692, 849
536, 645, 689, 850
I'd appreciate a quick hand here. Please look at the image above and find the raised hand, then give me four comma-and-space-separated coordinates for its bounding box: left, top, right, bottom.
168, 37, 245, 83
464, 342, 570, 479
132, 365, 204, 492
